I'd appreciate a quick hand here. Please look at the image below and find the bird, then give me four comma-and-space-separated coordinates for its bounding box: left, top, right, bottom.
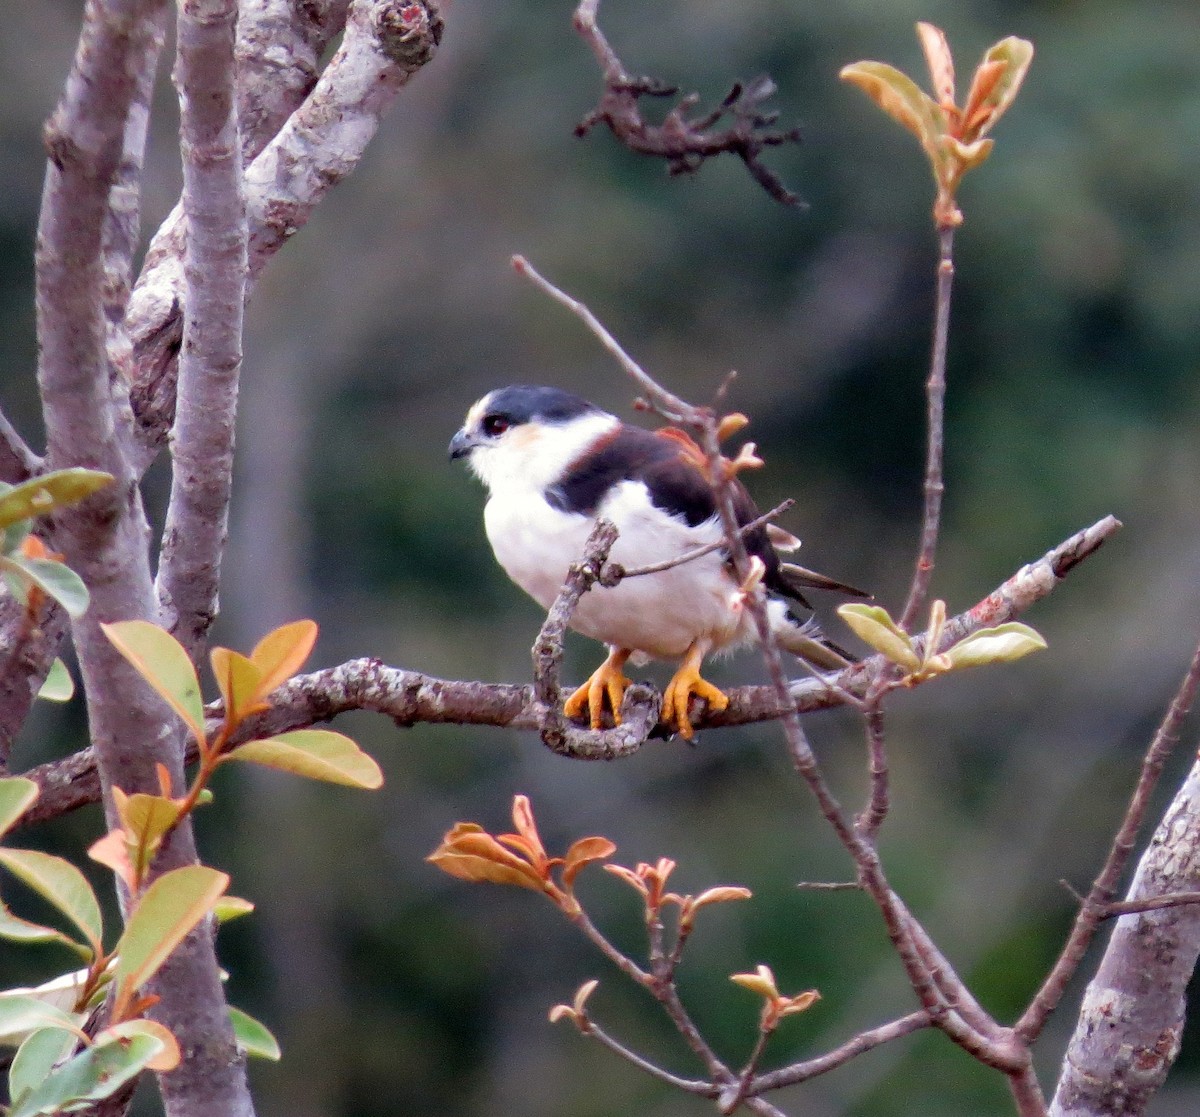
449, 385, 867, 739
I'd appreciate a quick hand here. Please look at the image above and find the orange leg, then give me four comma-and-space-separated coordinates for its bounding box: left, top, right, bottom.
661, 640, 728, 740
564, 648, 633, 729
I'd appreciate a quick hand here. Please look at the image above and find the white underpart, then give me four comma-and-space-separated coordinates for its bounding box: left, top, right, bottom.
470, 409, 761, 663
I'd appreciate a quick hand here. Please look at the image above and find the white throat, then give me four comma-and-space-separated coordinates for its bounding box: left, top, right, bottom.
468, 411, 619, 496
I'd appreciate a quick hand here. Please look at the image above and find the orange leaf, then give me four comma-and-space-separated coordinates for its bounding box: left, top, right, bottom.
562, 836, 616, 889
250, 620, 318, 699
89, 829, 136, 893
210, 647, 267, 725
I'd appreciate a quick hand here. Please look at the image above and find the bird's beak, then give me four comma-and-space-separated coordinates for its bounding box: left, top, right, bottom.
448, 428, 480, 461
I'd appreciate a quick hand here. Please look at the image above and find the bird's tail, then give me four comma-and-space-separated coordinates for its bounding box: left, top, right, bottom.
765, 600, 856, 671
776, 561, 871, 603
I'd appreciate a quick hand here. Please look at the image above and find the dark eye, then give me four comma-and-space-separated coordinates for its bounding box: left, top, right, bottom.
482, 414, 510, 437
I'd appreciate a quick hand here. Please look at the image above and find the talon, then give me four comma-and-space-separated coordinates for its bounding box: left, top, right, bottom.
564, 648, 632, 729
661, 641, 728, 740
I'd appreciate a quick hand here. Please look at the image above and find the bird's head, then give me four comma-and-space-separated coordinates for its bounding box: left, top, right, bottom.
449, 385, 619, 494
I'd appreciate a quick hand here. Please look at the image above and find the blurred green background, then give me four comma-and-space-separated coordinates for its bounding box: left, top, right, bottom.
4, 0, 1200, 1114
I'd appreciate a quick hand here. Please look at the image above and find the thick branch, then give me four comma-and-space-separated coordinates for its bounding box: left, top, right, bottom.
1019, 635, 1200, 1042
1050, 756, 1200, 1117
18, 515, 1119, 826
126, 0, 444, 467
154, 0, 247, 656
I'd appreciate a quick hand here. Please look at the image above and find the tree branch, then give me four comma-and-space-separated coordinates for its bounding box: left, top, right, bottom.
1049, 754, 1200, 1117
154, 0, 247, 656
572, 0, 804, 206
125, 0, 444, 468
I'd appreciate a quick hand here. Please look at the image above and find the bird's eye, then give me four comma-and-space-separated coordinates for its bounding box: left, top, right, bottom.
482, 414, 510, 437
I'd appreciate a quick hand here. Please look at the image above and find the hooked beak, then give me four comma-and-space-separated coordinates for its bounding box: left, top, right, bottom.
448, 428, 481, 461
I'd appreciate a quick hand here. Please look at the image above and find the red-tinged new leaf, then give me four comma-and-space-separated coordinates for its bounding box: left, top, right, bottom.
839, 61, 949, 176
209, 647, 266, 725
225, 730, 383, 789
250, 620, 318, 698
87, 830, 137, 894
0, 849, 103, 956
562, 836, 616, 889
112, 866, 229, 1004
972, 36, 1033, 136
0, 777, 38, 839
100, 621, 205, 741
916, 21, 955, 106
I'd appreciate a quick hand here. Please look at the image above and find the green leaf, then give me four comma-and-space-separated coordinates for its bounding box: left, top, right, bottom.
0, 555, 90, 619
229, 1005, 281, 1061
837, 603, 920, 670
114, 791, 183, 880
9, 1028, 79, 1106
0, 777, 38, 838
0, 470, 113, 531
113, 866, 228, 999
0, 901, 89, 955
942, 623, 1048, 670
100, 620, 206, 740
226, 730, 383, 789
37, 658, 74, 703
214, 895, 255, 923
0, 849, 103, 956
9, 1030, 164, 1117
2, 518, 30, 555
0, 995, 84, 1046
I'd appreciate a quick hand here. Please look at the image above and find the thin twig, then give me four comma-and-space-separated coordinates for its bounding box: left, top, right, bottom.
899, 226, 955, 632
572, 1018, 717, 1096
1017, 635, 1200, 1041
750, 1011, 931, 1091
614, 500, 794, 580
855, 702, 889, 839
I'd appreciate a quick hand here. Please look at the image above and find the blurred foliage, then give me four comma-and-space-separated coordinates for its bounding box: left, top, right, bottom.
4, 0, 1200, 1114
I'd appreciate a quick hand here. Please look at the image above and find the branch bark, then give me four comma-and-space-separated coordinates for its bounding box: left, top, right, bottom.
1050, 756, 1200, 1117
155, 0, 247, 655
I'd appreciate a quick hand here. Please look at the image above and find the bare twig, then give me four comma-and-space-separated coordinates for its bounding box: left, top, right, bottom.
855, 702, 889, 839
1018, 635, 1200, 1042
0, 407, 42, 485
572, 0, 804, 206
153, 0, 247, 657
614, 500, 794, 580
899, 225, 955, 632
750, 1011, 931, 1091
570, 1017, 717, 1096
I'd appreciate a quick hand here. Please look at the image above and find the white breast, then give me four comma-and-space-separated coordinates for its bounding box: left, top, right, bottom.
485, 481, 750, 661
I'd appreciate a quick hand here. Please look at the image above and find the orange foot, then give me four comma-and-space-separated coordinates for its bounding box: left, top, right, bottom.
661, 641, 728, 740
564, 648, 633, 729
